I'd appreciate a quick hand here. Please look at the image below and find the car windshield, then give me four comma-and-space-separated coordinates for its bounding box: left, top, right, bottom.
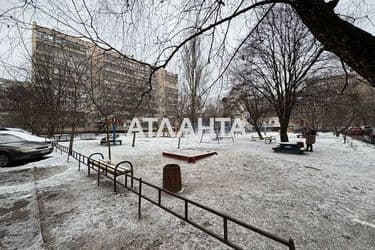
0, 134, 25, 144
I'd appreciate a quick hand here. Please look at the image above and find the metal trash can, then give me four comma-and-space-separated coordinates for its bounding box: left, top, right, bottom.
163, 164, 182, 193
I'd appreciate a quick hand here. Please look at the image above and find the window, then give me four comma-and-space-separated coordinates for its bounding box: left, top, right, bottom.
0, 134, 24, 144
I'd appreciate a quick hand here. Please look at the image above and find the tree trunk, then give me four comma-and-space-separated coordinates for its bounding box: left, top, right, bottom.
67, 124, 75, 162
191, 95, 197, 129
252, 123, 264, 139
279, 120, 289, 142
291, 0, 375, 86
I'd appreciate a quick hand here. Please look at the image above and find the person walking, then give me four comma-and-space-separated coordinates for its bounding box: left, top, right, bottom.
304, 126, 316, 152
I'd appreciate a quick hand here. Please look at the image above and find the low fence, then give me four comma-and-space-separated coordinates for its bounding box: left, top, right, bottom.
54, 143, 296, 250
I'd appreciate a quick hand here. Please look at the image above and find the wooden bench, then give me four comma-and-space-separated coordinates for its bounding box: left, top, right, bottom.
100, 138, 123, 145
264, 136, 276, 144
88, 153, 133, 192
217, 135, 234, 143
251, 135, 262, 141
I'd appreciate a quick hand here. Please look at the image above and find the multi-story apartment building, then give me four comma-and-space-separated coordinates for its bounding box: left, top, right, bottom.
31, 22, 178, 133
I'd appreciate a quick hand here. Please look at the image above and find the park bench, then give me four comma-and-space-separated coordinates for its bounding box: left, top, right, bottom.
272, 143, 305, 154
217, 135, 234, 143
251, 135, 269, 141
87, 153, 133, 192
251, 135, 260, 141
100, 137, 122, 145
200, 131, 234, 144
264, 136, 276, 144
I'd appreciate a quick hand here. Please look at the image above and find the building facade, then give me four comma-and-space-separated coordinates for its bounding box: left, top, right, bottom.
31, 22, 178, 133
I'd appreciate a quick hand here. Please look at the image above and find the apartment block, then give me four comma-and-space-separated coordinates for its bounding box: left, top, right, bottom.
31, 22, 178, 132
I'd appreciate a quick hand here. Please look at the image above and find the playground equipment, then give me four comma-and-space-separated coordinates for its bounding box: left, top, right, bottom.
99, 117, 123, 145
200, 130, 234, 144
112, 117, 119, 145
162, 151, 217, 163
100, 136, 122, 145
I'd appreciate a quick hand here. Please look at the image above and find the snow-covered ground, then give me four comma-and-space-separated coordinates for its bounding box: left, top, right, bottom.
0, 132, 374, 249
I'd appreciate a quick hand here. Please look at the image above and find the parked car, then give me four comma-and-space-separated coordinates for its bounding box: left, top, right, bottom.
0, 133, 53, 167
363, 127, 375, 144
0, 127, 32, 134
345, 127, 364, 136
0, 130, 50, 143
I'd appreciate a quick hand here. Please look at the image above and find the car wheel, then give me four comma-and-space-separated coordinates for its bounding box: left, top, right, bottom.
0, 153, 10, 167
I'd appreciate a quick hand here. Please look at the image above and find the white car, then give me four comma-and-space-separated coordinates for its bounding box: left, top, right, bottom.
0, 130, 50, 143
0, 127, 32, 134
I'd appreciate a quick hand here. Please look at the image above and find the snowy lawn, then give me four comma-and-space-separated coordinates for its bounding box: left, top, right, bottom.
0, 133, 374, 249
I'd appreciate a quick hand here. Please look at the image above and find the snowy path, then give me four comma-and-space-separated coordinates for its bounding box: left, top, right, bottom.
0, 133, 374, 249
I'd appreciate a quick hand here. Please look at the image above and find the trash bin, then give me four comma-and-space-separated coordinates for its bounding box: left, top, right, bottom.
163, 164, 182, 193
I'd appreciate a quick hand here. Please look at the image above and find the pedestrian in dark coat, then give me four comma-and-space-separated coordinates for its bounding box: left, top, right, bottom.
304, 127, 316, 152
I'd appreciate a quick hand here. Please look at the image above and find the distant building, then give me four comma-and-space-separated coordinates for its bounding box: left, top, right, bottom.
292, 74, 375, 130
31, 22, 178, 133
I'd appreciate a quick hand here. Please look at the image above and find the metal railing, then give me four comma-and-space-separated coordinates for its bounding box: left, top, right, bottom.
54, 143, 296, 250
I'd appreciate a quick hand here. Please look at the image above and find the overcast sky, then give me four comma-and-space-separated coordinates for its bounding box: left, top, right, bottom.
0, 0, 374, 88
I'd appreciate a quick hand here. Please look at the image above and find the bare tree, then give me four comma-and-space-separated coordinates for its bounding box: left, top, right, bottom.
56, 55, 91, 158
294, 74, 375, 135
0, 82, 35, 130
181, 35, 209, 127
0, 60, 68, 137
229, 84, 270, 139
175, 88, 189, 131
82, 49, 157, 160
1, 0, 374, 90
289, 0, 375, 86
235, 5, 325, 142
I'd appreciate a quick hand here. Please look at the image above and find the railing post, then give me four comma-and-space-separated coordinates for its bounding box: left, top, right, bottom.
114, 174, 117, 192
184, 200, 188, 221
97, 161, 100, 186
158, 189, 161, 205
138, 178, 142, 219
125, 174, 128, 187
289, 238, 295, 250
78, 154, 81, 171
88, 160, 90, 176
223, 217, 228, 242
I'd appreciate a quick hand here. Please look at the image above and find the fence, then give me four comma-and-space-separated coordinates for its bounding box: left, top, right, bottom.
54, 143, 296, 250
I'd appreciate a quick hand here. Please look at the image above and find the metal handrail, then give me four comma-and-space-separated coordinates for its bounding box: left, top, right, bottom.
54, 143, 295, 250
